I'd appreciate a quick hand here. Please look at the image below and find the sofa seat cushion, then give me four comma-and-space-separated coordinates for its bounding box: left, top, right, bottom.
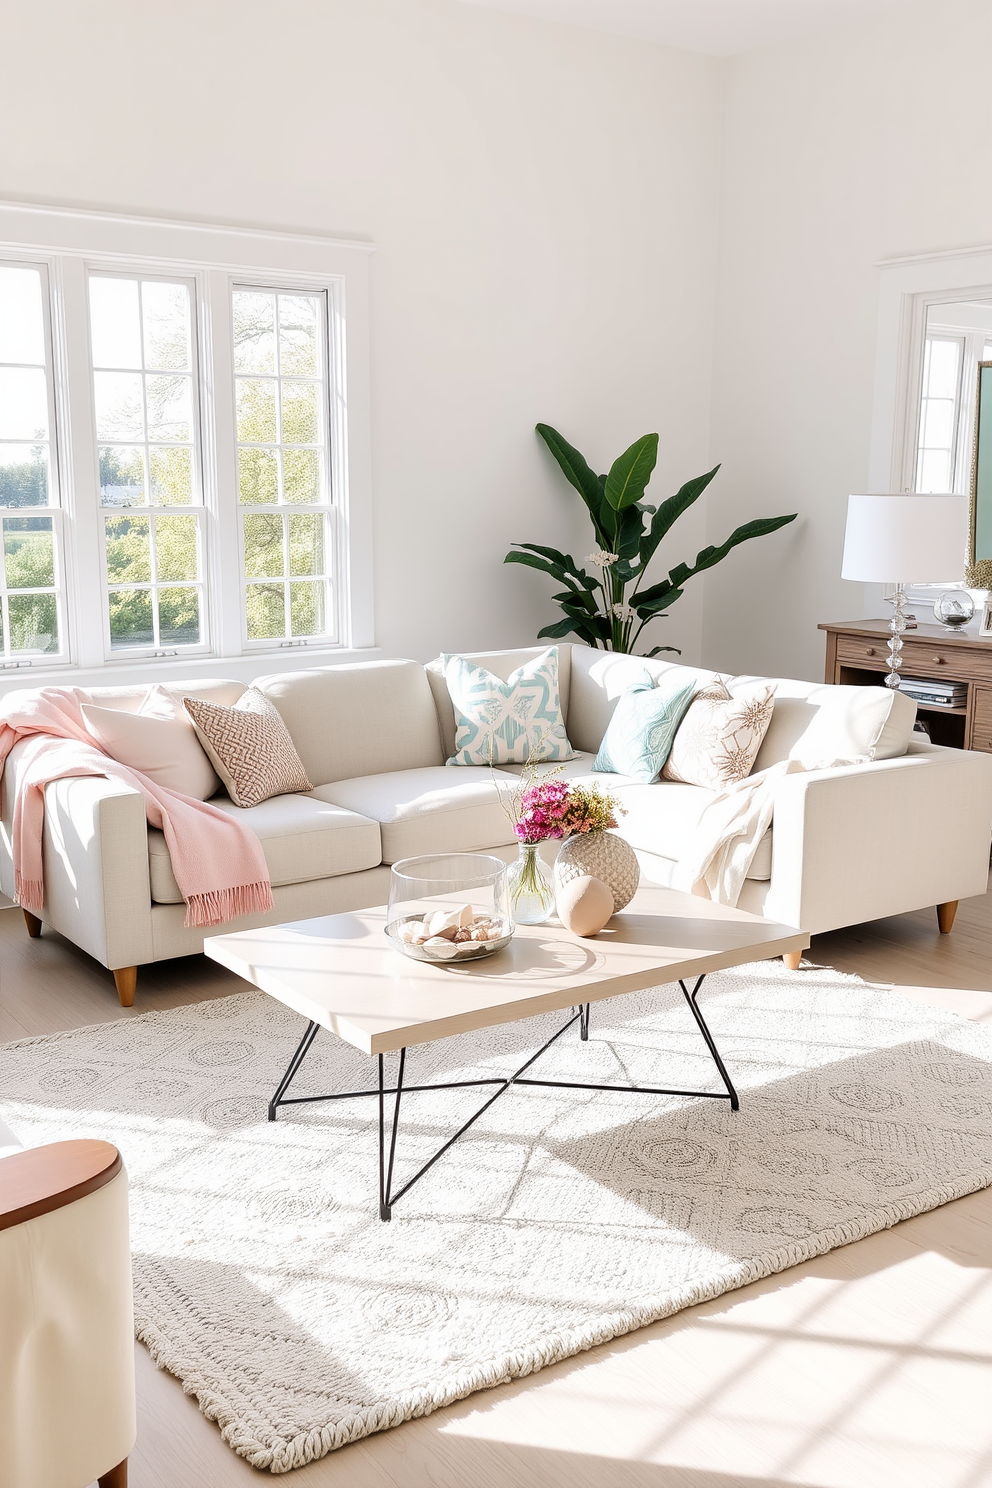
148, 794, 381, 904
489, 759, 772, 881
312, 767, 520, 864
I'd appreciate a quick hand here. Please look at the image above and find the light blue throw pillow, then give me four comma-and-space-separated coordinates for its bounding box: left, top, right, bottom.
593, 670, 698, 782
443, 647, 574, 765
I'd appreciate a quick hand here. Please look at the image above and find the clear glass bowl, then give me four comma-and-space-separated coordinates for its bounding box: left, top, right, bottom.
385, 853, 513, 963
933, 589, 975, 630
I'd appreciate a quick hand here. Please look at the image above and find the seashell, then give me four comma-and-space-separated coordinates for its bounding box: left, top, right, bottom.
457, 903, 475, 928
556, 875, 614, 937
411, 932, 431, 945
398, 922, 418, 944
427, 909, 462, 938
469, 926, 490, 942
453, 927, 472, 943
423, 935, 459, 959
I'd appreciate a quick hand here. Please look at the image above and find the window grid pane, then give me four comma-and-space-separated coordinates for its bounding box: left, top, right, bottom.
88, 273, 207, 653
233, 286, 336, 646
916, 334, 963, 494
0, 261, 64, 662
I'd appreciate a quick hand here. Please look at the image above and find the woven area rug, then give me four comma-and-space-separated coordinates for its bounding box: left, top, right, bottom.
4, 960, 992, 1473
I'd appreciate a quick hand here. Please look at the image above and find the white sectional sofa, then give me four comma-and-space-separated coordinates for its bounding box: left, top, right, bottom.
3, 643, 991, 1004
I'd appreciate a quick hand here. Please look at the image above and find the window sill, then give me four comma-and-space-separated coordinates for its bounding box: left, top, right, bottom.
0, 645, 383, 698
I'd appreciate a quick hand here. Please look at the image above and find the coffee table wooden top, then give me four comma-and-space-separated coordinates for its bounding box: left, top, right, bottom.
204, 885, 808, 1056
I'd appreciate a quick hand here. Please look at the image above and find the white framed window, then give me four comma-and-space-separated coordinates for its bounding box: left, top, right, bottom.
0, 202, 374, 682
232, 286, 338, 648
0, 261, 68, 667
88, 271, 209, 657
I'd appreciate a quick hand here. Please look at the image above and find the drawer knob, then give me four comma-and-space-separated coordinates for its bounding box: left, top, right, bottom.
933, 655, 945, 664
866, 647, 876, 656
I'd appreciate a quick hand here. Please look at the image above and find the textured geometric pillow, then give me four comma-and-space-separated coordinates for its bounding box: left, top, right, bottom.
663, 679, 776, 789
593, 671, 698, 782
442, 646, 574, 766
183, 688, 313, 808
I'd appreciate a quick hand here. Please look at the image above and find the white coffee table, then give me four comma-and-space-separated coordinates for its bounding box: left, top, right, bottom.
205, 885, 807, 1219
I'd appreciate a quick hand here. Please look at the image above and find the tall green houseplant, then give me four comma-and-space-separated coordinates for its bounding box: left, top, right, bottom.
505, 425, 797, 654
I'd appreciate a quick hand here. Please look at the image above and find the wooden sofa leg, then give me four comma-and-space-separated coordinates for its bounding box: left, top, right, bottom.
782, 951, 803, 971
936, 900, 958, 934
22, 908, 42, 938
98, 1459, 128, 1488
112, 967, 137, 1007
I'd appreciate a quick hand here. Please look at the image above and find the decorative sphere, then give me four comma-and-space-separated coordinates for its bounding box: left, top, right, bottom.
554, 830, 639, 912
557, 875, 614, 937
933, 590, 975, 630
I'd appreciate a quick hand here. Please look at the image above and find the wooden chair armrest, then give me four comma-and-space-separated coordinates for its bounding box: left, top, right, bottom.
0, 1140, 122, 1231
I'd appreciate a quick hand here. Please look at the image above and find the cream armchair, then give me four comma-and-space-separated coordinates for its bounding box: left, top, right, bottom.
0, 1135, 135, 1488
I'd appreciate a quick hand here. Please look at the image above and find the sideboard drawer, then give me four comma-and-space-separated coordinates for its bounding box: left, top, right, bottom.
899, 640, 991, 683
835, 637, 889, 669
838, 634, 985, 684
973, 688, 992, 754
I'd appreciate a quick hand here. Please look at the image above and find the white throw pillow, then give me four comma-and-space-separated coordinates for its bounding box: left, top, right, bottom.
81, 687, 221, 800
663, 679, 776, 789
788, 685, 916, 769
442, 646, 574, 765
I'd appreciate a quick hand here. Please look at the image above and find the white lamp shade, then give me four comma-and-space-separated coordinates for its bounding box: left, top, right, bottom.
841, 493, 968, 584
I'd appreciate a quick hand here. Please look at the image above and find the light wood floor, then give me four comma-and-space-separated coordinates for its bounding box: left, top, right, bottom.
3, 893, 991, 1488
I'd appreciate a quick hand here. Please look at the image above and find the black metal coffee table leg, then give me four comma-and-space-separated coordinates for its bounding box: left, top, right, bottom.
267, 974, 738, 1218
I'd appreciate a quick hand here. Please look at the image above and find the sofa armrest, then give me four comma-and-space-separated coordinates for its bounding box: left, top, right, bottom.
40, 775, 154, 970
763, 744, 992, 934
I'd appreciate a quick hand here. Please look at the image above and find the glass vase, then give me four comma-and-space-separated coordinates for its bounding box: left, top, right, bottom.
506, 841, 555, 925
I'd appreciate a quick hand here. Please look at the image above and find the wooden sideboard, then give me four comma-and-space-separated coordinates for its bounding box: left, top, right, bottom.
820, 619, 992, 753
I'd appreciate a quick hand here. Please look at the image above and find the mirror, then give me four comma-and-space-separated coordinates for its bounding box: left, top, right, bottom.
968, 361, 992, 587
912, 299, 992, 587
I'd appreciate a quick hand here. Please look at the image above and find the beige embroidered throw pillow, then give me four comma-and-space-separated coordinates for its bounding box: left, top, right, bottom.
663, 679, 776, 789
184, 688, 312, 808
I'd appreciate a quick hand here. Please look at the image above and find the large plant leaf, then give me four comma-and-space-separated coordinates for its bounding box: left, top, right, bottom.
674, 514, 797, 584
504, 549, 587, 592
604, 434, 659, 512
511, 543, 598, 589
538, 614, 609, 645
536, 424, 611, 542
634, 585, 683, 617
644, 644, 681, 657
637, 465, 720, 574
614, 503, 644, 562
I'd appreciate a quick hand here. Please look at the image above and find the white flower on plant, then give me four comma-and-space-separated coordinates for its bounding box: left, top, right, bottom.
585, 549, 618, 568
611, 602, 635, 620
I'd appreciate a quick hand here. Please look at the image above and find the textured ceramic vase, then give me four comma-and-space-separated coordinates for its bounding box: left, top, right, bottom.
554, 830, 639, 912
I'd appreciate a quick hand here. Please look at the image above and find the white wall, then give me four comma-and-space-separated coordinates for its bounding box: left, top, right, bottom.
0, 0, 723, 670
705, 0, 992, 682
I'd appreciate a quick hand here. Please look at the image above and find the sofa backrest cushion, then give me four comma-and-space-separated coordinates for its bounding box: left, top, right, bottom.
80, 679, 246, 714
752, 678, 916, 769
426, 646, 572, 760
254, 660, 444, 785
566, 645, 718, 756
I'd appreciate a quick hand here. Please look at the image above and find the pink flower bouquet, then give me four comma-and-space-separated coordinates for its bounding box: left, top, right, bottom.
513, 779, 623, 845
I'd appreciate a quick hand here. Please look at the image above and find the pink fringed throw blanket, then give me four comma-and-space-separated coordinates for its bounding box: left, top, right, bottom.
0, 688, 273, 928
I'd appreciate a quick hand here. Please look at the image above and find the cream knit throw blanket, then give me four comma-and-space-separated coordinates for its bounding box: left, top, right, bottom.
676, 760, 803, 906
0, 687, 273, 928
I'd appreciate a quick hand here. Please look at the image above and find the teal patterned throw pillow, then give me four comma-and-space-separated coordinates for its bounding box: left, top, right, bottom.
593, 671, 698, 782
443, 647, 574, 765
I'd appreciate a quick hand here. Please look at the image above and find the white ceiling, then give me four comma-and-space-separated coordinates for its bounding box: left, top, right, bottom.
454, 0, 923, 57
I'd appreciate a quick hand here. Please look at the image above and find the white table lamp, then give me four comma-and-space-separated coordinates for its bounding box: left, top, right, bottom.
842, 493, 968, 687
